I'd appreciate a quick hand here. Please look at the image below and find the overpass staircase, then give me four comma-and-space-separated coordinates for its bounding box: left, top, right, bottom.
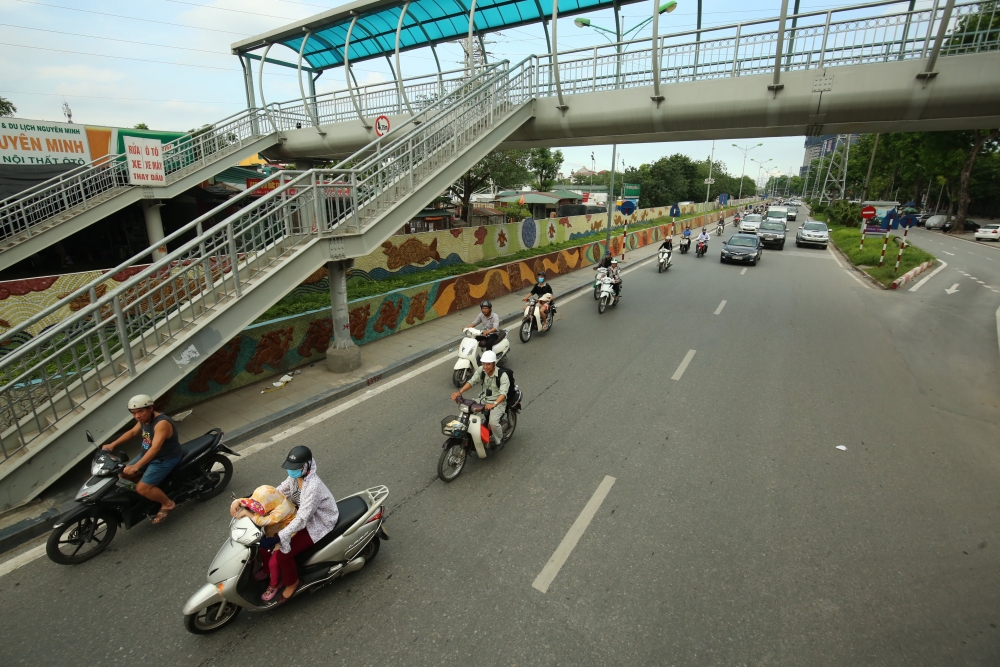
0, 59, 536, 509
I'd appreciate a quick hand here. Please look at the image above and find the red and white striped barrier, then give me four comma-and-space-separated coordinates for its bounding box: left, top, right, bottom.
890, 260, 934, 289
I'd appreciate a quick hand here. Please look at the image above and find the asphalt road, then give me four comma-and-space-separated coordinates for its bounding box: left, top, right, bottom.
2, 216, 999, 666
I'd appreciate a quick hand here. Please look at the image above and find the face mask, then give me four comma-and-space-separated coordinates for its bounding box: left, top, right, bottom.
287, 468, 303, 479
538, 277, 544, 283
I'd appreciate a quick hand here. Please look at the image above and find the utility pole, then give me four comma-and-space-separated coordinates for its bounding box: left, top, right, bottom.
604, 144, 618, 252
860, 133, 880, 203
704, 140, 715, 203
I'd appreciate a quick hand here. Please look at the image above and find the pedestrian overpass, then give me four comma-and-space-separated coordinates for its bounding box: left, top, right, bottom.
0, 0, 998, 509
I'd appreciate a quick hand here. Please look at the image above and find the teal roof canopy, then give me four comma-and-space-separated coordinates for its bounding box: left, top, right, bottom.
233, 0, 645, 70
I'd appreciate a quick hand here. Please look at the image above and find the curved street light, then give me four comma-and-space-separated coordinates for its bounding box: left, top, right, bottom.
732, 142, 763, 202
574, 1, 678, 45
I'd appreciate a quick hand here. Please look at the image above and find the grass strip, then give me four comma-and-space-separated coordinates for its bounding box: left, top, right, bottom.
826, 222, 936, 288
254, 207, 740, 322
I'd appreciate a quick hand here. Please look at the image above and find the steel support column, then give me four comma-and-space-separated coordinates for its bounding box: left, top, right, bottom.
468, 0, 478, 73
651, 0, 663, 103
769, 0, 791, 95
551, 0, 568, 110
297, 31, 324, 132
920, 0, 956, 79
344, 16, 371, 128
395, 1, 416, 116
325, 259, 361, 373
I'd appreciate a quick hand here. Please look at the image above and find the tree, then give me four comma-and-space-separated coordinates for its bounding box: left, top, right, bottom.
133, 123, 150, 130
452, 149, 530, 222
528, 148, 564, 191
0, 96, 16, 117
954, 129, 1000, 232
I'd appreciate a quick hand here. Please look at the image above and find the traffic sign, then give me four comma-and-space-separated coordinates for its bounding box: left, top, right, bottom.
374, 114, 390, 137
861, 205, 877, 220
703, 178, 715, 185
619, 200, 636, 216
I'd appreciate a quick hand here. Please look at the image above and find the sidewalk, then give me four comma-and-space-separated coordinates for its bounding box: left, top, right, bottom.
0, 215, 733, 553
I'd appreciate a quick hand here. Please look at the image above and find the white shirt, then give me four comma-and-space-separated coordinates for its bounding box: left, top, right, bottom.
697, 232, 710, 242
276, 459, 339, 553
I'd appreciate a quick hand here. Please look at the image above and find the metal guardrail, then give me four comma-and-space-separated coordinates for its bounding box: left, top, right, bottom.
0, 60, 523, 461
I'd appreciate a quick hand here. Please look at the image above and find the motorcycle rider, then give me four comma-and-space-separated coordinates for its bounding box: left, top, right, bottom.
467, 300, 500, 351
523, 270, 554, 329
451, 350, 508, 447
102, 394, 182, 525
658, 236, 673, 252
609, 258, 622, 298
258, 446, 339, 604
696, 227, 711, 252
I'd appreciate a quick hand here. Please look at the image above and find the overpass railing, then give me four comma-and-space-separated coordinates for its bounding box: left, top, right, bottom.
0, 108, 276, 247
0, 59, 532, 462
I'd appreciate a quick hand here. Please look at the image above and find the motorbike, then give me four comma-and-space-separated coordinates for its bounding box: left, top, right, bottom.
597, 274, 619, 314
679, 236, 691, 254
452, 326, 510, 387
47, 428, 236, 565
734, 215, 741, 228
182, 485, 389, 634
438, 393, 522, 482
716, 221, 724, 235
696, 240, 707, 258
593, 266, 607, 299
657, 248, 673, 273
519, 293, 554, 343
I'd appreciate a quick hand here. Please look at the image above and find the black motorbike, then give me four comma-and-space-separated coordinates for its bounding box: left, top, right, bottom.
679, 236, 691, 254
46, 428, 237, 565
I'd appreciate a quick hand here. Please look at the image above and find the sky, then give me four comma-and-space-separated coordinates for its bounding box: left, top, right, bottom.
0, 0, 923, 185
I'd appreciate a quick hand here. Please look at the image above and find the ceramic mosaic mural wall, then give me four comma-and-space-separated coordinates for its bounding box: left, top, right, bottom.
161, 218, 696, 411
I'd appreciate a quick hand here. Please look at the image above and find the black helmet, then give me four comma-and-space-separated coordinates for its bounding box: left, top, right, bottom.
282, 445, 312, 470
537, 270, 547, 278
480, 300, 492, 310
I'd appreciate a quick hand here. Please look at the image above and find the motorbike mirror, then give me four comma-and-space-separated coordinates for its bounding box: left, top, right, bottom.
86, 430, 94, 444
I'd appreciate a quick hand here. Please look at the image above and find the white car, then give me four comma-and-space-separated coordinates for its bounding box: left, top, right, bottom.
739, 213, 762, 233
974, 224, 1000, 241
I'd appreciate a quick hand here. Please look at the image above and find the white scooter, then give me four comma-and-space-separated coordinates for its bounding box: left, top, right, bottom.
438, 395, 522, 482
657, 248, 673, 273
182, 486, 389, 634
452, 327, 510, 387
597, 274, 619, 314
519, 293, 554, 343
593, 266, 607, 299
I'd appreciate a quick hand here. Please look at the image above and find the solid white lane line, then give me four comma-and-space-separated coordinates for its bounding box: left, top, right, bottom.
909, 260, 948, 292
237, 353, 454, 460
0, 544, 45, 579
996, 305, 1000, 362
740, 268, 747, 275
671, 349, 697, 381
827, 245, 844, 268
714, 300, 727, 315
532, 475, 616, 593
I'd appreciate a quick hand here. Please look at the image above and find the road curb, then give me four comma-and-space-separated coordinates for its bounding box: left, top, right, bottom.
828, 240, 885, 289
890, 260, 935, 290
0, 274, 599, 558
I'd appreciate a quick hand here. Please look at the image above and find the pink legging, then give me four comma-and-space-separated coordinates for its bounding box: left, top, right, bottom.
265, 532, 314, 588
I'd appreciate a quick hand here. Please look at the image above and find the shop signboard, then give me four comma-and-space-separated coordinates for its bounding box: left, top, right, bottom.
0, 117, 91, 166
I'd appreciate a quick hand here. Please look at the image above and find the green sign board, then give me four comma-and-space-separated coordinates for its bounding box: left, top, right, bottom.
623, 183, 640, 199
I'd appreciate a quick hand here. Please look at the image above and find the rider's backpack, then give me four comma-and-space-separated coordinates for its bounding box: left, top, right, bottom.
498, 365, 522, 410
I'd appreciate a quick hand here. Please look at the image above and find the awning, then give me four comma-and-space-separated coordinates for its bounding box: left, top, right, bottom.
497, 192, 561, 204
232, 0, 645, 70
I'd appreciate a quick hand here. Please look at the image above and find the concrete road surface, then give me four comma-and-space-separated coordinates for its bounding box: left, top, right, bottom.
2, 217, 998, 666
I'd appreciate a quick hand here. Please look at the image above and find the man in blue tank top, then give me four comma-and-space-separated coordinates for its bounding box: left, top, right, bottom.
102, 394, 183, 524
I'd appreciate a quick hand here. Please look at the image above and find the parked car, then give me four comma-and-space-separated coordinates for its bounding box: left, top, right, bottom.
739, 213, 762, 233
757, 221, 786, 249
796, 221, 830, 248
942, 218, 980, 232
916, 213, 932, 226
721, 234, 763, 265
974, 224, 1000, 241
925, 215, 949, 229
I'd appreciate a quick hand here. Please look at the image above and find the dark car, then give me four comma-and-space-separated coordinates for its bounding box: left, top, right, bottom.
757, 220, 786, 249
721, 234, 763, 265
942, 218, 980, 232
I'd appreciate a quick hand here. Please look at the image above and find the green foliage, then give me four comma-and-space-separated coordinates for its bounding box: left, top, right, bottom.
133, 123, 150, 130
499, 202, 531, 220
623, 154, 755, 208
453, 149, 531, 221
0, 96, 16, 117
528, 148, 564, 191
826, 224, 936, 287
826, 200, 862, 227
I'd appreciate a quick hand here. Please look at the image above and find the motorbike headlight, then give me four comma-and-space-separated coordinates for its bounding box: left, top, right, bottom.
91, 460, 104, 475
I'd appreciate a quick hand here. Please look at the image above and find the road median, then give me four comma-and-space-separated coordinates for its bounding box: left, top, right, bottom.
822, 221, 937, 288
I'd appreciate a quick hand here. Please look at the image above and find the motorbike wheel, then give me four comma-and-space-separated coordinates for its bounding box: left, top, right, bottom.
593, 284, 600, 300
184, 600, 242, 635
46, 509, 118, 565
452, 368, 472, 388
598, 296, 607, 314
359, 534, 381, 563
657, 261, 663, 273
437, 442, 467, 482
195, 454, 234, 501
519, 320, 532, 343
502, 410, 517, 443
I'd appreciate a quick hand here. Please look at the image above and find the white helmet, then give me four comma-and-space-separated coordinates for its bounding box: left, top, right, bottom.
480, 350, 498, 364
127, 394, 154, 410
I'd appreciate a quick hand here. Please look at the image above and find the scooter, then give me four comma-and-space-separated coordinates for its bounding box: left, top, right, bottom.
452, 326, 510, 387
696, 240, 708, 258
438, 393, 522, 482
597, 274, 619, 314
593, 266, 607, 299
519, 293, 554, 343
679, 236, 691, 254
657, 248, 672, 273
716, 221, 724, 235
182, 486, 389, 634
47, 429, 236, 565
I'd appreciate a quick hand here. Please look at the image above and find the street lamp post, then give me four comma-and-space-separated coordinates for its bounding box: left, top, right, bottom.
751, 157, 772, 198
732, 142, 762, 203
574, 2, 678, 45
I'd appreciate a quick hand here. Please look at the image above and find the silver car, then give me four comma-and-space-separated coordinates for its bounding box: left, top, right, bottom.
739, 213, 762, 233
796, 221, 829, 249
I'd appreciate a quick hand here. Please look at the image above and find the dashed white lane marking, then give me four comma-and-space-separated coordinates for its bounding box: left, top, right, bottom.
943, 251, 955, 256
671, 349, 697, 381
532, 475, 616, 593
740, 268, 747, 275
714, 300, 727, 315
0, 544, 45, 579
909, 260, 949, 292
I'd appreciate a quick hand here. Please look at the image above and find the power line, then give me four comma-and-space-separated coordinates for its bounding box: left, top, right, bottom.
0, 23, 233, 56
162, 0, 300, 22
10, 0, 250, 36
